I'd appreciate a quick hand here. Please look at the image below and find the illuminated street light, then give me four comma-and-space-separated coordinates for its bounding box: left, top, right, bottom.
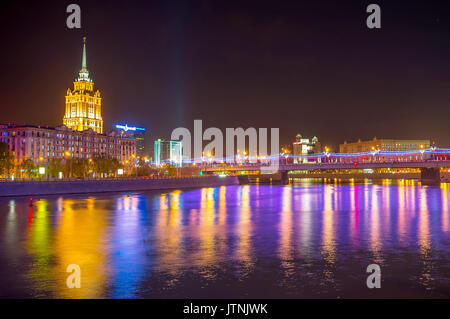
64, 151, 72, 178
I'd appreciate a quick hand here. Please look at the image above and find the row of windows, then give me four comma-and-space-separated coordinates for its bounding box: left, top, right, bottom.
5, 138, 123, 149
1, 130, 131, 144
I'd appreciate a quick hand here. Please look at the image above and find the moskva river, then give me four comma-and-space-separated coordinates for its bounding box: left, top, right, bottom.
0, 180, 449, 298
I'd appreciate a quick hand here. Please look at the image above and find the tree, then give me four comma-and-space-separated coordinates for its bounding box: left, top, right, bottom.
0, 142, 14, 178
166, 164, 177, 177
93, 155, 122, 177
109, 158, 121, 175
20, 158, 36, 178
63, 158, 90, 178
133, 163, 160, 177
71, 158, 89, 177
48, 158, 63, 178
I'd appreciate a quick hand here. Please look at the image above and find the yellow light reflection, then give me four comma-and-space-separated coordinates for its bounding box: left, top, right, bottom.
321, 184, 336, 287
54, 198, 109, 298
26, 199, 62, 296
155, 190, 183, 280
195, 188, 218, 273
237, 185, 253, 269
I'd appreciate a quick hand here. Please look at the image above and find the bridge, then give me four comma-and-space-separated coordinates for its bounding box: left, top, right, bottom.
198, 148, 450, 185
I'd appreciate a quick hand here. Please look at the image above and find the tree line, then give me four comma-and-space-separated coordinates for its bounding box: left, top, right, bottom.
0, 142, 186, 179
0, 142, 123, 178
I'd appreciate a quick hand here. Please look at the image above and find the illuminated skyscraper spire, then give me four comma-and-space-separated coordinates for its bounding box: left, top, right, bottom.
78, 37, 91, 82
64, 36, 103, 134
82, 36, 87, 70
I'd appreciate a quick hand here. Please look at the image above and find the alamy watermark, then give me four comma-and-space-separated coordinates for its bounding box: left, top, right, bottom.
171, 120, 280, 172
366, 264, 381, 289
366, 4, 381, 29
66, 264, 81, 288
66, 4, 81, 29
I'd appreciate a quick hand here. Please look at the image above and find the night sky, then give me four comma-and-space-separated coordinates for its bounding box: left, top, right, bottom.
1, 0, 450, 151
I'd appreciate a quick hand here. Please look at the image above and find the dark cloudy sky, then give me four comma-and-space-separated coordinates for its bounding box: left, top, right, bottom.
1, 0, 450, 150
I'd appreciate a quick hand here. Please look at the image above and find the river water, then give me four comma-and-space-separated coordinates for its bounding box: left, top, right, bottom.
0, 180, 449, 298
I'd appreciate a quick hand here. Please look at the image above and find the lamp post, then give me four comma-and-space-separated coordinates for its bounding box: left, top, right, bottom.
38, 156, 46, 179
125, 159, 129, 176
131, 154, 137, 178
64, 151, 72, 178
88, 158, 93, 178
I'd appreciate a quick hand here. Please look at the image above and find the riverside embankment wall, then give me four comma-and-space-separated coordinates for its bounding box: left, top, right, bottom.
0, 176, 239, 197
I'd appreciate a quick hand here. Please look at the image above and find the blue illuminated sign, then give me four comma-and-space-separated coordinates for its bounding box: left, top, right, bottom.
115, 124, 146, 132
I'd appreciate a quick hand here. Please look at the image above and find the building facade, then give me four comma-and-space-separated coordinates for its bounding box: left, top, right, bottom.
63, 38, 103, 134
292, 134, 321, 163
0, 37, 137, 166
0, 124, 135, 164
339, 137, 431, 153
115, 124, 146, 157
154, 139, 182, 167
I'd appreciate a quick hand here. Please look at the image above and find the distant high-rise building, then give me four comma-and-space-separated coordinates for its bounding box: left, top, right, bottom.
63, 37, 103, 134
154, 139, 182, 167
340, 137, 431, 153
114, 124, 146, 157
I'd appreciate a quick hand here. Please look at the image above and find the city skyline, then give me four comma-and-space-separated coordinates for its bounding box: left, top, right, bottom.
1, 0, 450, 302
1, 0, 450, 150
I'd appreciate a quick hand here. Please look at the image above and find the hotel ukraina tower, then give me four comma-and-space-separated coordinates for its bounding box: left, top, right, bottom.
0, 37, 136, 164
63, 37, 103, 134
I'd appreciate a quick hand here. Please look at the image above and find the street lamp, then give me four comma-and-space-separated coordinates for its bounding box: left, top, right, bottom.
135, 155, 139, 177
64, 151, 72, 178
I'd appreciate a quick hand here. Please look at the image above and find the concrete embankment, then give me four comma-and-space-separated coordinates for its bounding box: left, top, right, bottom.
0, 176, 239, 197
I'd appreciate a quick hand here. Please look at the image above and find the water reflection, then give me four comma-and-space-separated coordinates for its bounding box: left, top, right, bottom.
442, 183, 449, 232
279, 186, 293, 281
321, 184, 336, 289
369, 185, 382, 264
0, 181, 449, 298
236, 185, 253, 279
54, 198, 109, 298
418, 187, 432, 289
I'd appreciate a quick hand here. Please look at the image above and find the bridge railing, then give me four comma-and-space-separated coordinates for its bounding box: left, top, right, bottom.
192, 148, 450, 170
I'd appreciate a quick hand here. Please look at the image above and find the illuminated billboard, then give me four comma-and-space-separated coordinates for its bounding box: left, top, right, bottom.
115, 124, 146, 132
115, 124, 147, 157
